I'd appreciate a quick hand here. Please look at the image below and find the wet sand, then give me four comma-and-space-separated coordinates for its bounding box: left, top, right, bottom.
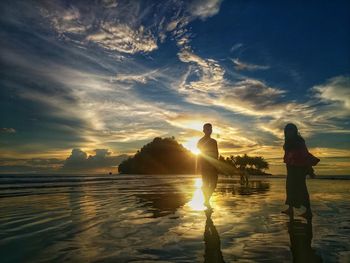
0, 175, 349, 262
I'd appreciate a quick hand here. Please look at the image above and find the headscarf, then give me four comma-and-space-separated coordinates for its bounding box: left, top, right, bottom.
283, 123, 305, 151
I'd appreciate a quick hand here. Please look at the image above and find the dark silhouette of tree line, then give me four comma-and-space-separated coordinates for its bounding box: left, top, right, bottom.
118, 137, 270, 175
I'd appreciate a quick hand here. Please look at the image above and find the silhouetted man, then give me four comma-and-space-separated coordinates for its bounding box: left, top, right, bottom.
197, 123, 219, 207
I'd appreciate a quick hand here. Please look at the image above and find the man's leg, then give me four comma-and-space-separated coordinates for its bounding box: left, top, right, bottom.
202, 173, 210, 205
207, 173, 218, 201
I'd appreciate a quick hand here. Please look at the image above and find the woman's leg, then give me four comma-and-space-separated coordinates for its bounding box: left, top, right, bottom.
282, 165, 294, 215
299, 168, 312, 218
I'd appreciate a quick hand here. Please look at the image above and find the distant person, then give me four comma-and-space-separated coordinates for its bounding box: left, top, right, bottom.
197, 123, 219, 208
282, 123, 320, 218
239, 169, 249, 186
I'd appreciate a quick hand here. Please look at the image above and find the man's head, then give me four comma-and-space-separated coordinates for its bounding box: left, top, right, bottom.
203, 123, 212, 136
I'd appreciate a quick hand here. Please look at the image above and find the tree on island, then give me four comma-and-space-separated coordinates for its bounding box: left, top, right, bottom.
118, 137, 195, 174
219, 154, 270, 175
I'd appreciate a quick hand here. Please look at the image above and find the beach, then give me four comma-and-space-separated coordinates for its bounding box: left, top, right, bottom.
0, 174, 349, 262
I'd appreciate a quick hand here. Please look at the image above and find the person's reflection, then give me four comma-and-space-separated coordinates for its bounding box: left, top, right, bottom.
203, 209, 225, 263
288, 216, 322, 262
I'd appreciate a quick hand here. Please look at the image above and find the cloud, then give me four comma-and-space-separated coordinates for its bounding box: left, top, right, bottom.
177, 50, 224, 102
258, 114, 314, 140
86, 23, 158, 54
177, 52, 292, 117
1, 43, 179, 150
114, 69, 160, 84
0, 151, 127, 173
257, 76, 350, 140
216, 125, 259, 154
232, 58, 270, 71
0, 128, 16, 133
218, 79, 287, 116
42, 6, 88, 35
61, 148, 128, 172
176, 51, 350, 143
40, 1, 159, 55
230, 43, 243, 52
188, 0, 223, 20
166, 0, 223, 48
26, 158, 64, 166
0, 158, 63, 167
39, 0, 224, 54
312, 76, 350, 112
0, 157, 64, 173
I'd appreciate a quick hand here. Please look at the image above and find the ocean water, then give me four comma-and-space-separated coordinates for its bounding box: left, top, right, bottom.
0, 174, 349, 263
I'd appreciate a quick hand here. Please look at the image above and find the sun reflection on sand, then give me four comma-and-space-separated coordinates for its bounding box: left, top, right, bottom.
188, 178, 206, 211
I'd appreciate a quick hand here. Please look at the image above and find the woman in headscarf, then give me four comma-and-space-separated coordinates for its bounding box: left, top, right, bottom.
282, 123, 320, 218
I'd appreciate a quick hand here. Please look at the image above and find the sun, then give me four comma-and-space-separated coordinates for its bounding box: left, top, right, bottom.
183, 137, 201, 155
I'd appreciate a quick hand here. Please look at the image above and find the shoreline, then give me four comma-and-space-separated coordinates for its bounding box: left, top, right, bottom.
0, 173, 349, 180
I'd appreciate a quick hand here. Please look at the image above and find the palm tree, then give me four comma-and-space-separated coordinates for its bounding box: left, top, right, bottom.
220, 154, 269, 175
253, 156, 269, 171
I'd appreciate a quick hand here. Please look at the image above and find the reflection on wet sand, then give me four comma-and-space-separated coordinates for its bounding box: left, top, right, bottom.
137, 178, 271, 217
138, 192, 189, 218
189, 178, 206, 211
204, 209, 225, 263
217, 179, 270, 196
1, 175, 349, 262
288, 216, 323, 262
134, 178, 272, 262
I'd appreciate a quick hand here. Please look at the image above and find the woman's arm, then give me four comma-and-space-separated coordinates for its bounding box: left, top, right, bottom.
285, 143, 320, 166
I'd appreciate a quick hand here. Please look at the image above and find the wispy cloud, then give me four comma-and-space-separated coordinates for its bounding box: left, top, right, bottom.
176, 48, 349, 144
177, 50, 294, 119
312, 76, 350, 113
218, 79, 287, 116
41, 6, 88, 35
232, 58, 270, 71
187, 0, 223, 20
0, 128, 16, 133
230, 43, 243, 52
178, 50, 224, 94
1, 42, 179, 157
257, 76, 350, 140
86, 23, 158, 54
39, 0, 223, 55
114, 69, 160, 84
40, 1, 160, 55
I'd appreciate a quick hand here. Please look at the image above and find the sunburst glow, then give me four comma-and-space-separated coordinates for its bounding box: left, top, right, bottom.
183, 137, 201, 155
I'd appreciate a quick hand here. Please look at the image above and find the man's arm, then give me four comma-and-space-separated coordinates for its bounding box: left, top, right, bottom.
214, 140, 219, 159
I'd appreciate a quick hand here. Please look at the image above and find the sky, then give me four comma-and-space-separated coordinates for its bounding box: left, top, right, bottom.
0, 0, 349, 175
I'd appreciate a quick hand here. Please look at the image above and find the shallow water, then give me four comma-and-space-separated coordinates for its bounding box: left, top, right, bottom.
0, 175, 349, 262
